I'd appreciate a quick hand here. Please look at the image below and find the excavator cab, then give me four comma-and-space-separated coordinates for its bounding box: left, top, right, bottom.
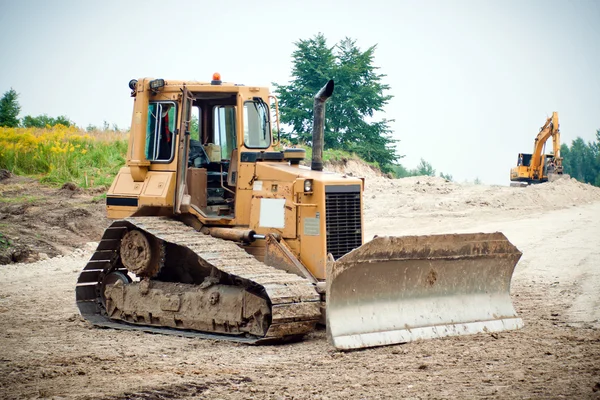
516, 153, 532, 167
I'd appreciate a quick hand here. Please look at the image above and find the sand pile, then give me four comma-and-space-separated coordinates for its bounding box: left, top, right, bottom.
323, 157, 600, 217
364, 175, 600, 217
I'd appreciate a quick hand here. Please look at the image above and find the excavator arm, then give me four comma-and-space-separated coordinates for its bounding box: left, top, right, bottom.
550, 113, 563, 173
530, 112, 560, 179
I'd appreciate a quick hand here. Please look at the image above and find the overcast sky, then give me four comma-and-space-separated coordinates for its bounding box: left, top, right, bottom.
1, 0, 599, 184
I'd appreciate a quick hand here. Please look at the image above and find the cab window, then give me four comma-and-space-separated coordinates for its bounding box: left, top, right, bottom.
145, 102, 177, 162
213, 106, 237, 160
243, 100, 270, 149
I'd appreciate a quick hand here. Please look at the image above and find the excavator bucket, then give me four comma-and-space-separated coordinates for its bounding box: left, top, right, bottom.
326, 232, 523, 350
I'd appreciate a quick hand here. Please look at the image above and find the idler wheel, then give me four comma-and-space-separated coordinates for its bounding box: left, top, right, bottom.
100, 271, 131, 308
119, 230, 161, 277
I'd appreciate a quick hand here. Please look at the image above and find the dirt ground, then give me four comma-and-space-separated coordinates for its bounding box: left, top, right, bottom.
1, 168, 600, 399
0, 172, 108, 264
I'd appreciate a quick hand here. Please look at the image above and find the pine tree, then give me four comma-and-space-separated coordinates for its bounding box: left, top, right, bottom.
561, 135, 600, 186
0, 88, 21, 128
274, 34, 398, 171
274, 34, 335, 145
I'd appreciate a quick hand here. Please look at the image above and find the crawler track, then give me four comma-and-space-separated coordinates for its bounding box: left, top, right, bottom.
75, 217, 320, 343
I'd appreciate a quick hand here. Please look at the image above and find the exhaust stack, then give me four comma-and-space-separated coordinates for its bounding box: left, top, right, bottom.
311, 80, 335, 171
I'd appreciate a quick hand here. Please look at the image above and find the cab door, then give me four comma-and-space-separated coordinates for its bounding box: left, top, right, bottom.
174, 87, 193, 214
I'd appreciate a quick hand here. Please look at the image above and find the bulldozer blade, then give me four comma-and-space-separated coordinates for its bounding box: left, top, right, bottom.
326, 232, 523, 350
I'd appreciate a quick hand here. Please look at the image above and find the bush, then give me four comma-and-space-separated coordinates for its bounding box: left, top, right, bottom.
0, 125, 128, 188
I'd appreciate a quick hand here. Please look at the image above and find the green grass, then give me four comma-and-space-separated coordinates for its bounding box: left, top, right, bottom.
92, 193, 107, 202
1, 127, 391, 189
0, 233, 11, 250
0, 195, 45, 204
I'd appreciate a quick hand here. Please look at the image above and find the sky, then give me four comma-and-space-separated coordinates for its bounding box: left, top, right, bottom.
1, 0, 599, 185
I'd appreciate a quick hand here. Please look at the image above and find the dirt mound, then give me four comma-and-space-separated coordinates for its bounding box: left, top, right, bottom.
59, 182, 82, 197
0, 175, 108, 264
364, 175, 600, 217
0, 169, 11, 181
362, 175, 600, 240
0, 236, 30, 264
324, 158, 385, 178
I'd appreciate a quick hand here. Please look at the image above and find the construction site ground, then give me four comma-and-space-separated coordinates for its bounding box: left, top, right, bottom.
1, 165, 599, 399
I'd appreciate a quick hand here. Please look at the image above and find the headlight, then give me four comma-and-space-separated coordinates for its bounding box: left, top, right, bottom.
304, 179, 313, 193
149, 78, 165, 91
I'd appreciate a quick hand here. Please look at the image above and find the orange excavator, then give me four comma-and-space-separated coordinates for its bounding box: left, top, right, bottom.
510, 112, 567, 185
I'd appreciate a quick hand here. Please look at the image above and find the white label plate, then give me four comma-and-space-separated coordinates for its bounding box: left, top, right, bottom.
259, 198, 285, 228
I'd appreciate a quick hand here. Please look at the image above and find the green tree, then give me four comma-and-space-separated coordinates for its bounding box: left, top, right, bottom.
561, 134, 600, 186
0, 88, 21, 127
274, 34, 334, 144
274, 34, 397, 171
391, 163, 412, 178
22, 114, 73, 128
596, 129, 600, 187
389, 158, 452, 179
415, 158, 436, 176
440, 172, 453, 181
190, 114, 199, 140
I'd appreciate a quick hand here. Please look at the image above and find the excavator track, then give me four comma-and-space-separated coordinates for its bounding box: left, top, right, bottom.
75, 217, 320, 343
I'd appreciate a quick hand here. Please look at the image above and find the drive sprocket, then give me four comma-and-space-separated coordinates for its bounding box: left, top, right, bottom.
119, 229, 163, 278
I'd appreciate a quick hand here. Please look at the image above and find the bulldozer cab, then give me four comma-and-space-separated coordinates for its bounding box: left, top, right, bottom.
179, 91, 272, 219
107, 78, 278, 222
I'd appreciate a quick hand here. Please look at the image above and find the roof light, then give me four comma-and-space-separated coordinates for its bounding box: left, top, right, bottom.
211, 72, 222, 86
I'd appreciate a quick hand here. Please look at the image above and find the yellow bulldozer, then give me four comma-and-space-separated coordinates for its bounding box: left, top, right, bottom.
76, 75, 523, 350
510, 112, 568, 186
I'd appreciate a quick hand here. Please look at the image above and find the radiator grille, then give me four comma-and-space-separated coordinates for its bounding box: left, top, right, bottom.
325, 189, 362, 260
